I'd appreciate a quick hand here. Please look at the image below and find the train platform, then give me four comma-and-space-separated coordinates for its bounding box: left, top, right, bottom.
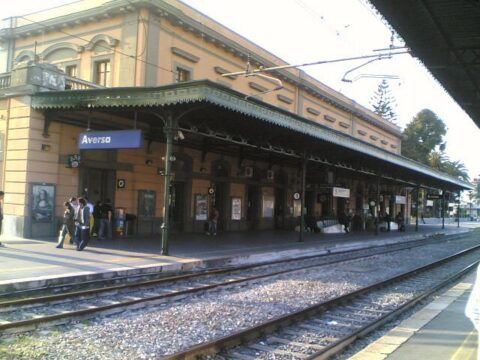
0, 222, 478, 294
350, 268, 478, 360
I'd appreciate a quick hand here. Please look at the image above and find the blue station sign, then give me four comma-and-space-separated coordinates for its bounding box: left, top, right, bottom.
78, 129, 144, 150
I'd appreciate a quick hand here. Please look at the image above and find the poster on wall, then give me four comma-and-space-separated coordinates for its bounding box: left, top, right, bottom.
231, 197, 242, 220
195, 194, 208, 221
395, 195, 407, 204
138, 190, 156, 218
262, 195, 275, 218
31, 183, 55, 222
333, 187, 350, 198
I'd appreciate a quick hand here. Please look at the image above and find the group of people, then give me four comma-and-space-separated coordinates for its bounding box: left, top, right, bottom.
337, 210, 406, 234
56, 197, 113, 251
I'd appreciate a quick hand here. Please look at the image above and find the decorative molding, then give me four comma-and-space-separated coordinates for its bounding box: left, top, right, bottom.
249, 81, 267, 92
306, 107, 320, 116
39, 43, 84, 62
390, 144, 398, 149
214, 66, 236, 80
370, 135, 378, 141
381, 140, 388, 145
171, 47, 200, 63
14, 50, 36, 64
324, 114, 336, 123
339, 121, 350, 128
277, 94, 293, 104
357, 129, 367, 136
84, 34, 118, 51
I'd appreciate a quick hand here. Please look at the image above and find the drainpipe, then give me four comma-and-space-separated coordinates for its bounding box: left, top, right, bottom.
161, 114, 175, 255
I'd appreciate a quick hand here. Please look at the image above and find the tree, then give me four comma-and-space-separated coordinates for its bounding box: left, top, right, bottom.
428, 150, 447, 171
402, 109, 447, 165
442, 160, 470, 182
370, 79, 398, 124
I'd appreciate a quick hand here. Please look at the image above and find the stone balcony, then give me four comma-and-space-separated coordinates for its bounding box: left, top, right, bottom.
0, 61, 103, 96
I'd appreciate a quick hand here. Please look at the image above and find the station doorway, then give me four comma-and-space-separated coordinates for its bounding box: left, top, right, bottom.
79, 167, 116, 204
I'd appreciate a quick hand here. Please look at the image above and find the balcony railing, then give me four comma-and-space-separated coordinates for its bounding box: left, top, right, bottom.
0, 73, 11, 89
65, 76, 105, 90
0, 72, 103, 91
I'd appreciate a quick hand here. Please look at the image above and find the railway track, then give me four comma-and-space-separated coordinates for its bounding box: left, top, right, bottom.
0, 233, 472, 336
164, 244, 480, 359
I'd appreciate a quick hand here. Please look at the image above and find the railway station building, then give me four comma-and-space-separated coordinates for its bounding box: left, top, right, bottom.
0, 0, 471, 245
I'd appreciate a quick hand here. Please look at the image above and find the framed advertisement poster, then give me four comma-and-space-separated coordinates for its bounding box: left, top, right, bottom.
195, 194, 208, 221
31, 183, 55, 222
138, 190, 156, 218
231, 197, 242, 220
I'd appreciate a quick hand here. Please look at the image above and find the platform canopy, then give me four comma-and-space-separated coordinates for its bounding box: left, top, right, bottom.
370, 0, 480, 128
32, 80, 472, 192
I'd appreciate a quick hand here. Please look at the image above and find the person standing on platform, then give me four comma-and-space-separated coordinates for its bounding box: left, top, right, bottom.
385, 212, 391, 232
207, 207, 219, 236
69, 197, 80, 245
0, 191, 4, 246
85, 197, 94, 237
338, 210, 350, 233
76, 198, 91, 251
395, 212, 405, 231
56, 201, 75, 249
92, 200, 102, 238
99, 199, 113, 240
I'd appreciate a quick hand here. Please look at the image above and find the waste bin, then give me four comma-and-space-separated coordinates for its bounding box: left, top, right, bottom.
125, 214, 137, 236
115, 207, 126, 236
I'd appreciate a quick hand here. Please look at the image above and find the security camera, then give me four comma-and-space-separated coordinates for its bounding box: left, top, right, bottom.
177, 130, 185, 140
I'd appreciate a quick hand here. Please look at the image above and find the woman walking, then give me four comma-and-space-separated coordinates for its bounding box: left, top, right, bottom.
56, 201, 75, 249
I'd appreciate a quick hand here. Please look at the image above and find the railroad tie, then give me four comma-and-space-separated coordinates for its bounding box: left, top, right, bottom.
268, 336, 325, 350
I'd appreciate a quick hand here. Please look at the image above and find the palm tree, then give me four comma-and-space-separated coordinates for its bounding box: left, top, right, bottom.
428, 151, 447, 171
443, 160, 470, 182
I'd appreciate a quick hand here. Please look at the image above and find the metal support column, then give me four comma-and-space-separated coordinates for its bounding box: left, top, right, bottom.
415, 187, 420, 232
161, 114, 175, 255
375, 176, 380, 236
299, 156, 307, 242
457, 191, 461, 228
441, 190, 445, 229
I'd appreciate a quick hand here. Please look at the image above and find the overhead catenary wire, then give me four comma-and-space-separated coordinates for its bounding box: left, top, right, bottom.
221, 50, 410, 78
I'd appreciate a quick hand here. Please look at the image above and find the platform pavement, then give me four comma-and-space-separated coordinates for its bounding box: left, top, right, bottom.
349, 269, 478, 360
0, 222, 478, 294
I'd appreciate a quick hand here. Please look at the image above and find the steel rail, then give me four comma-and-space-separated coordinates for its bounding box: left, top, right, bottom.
0, 235, 465, 335
306, 261, 479, 360
2, 232, 456, 305
164, 243, 480, 359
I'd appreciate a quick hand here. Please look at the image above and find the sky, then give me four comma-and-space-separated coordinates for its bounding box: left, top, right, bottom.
3, 0, 480, 181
